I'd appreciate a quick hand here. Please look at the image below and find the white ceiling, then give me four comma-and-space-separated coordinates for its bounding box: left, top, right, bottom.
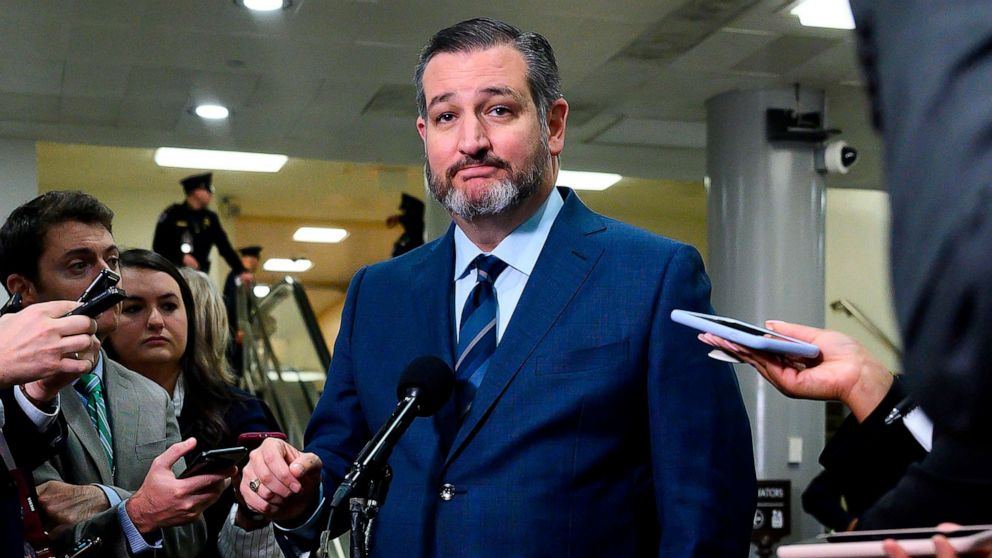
0, 0, 880, 187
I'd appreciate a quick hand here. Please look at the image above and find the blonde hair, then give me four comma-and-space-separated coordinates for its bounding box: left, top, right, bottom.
179, 267, 236, 386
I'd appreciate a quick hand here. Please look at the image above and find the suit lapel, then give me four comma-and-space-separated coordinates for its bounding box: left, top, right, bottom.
62, 383, 114, 483
446, 190, 606, 463
408, 226, 459, 456
103, 356, 139, 483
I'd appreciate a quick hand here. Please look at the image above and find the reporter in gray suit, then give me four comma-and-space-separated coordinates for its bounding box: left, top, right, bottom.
0, 191, 231, 557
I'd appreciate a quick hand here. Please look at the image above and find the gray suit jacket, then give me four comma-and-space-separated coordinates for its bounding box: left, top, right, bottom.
33, 354, 206, 557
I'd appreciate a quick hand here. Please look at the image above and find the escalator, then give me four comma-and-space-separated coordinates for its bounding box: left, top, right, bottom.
234, 276, 330, 447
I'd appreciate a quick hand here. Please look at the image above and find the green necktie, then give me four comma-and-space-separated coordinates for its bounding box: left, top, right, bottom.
76, 373, 114, 469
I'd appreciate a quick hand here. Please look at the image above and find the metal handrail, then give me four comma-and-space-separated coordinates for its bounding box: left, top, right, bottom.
237, 277, 330, 446
829, 298, 902, 357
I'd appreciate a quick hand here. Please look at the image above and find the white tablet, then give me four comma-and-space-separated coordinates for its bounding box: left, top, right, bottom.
777, 526, 992, 557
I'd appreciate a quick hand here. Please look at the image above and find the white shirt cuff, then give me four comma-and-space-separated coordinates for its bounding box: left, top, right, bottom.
117, 498, 164, 554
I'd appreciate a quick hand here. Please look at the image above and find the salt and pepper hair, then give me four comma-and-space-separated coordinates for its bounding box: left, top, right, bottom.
414, 17, 563, 130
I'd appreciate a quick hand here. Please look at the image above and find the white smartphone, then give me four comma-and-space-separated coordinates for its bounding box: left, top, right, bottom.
671, 310, 821, 359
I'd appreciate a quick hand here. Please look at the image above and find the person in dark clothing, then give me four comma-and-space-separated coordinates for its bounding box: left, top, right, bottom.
0, 300, 99, 558
223, 246, 262, 377
152, 173, 250, 279
386, 193, 426, 257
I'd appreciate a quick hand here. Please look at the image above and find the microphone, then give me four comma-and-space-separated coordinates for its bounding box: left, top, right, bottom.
329, 356, 454, 509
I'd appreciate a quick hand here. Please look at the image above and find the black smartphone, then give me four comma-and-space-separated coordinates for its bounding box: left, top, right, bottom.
78, 269, 120, 304
179, 446, 248, 479
62, 287, 127, 318
0, 292, 23, 316
64, 537, 102, 558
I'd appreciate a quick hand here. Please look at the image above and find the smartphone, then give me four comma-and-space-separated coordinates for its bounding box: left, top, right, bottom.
77, 269, 120, 304
62, 287, 127, 318
63, 537, 102, 558
671, 309, 821, 359
178, 446, 247, 479
0, 292, 23, 316
237, 431, 287, 451
777, 526, 992, 557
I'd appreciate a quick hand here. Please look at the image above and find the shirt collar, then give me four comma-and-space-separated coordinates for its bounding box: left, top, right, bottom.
172, 373, 186, 418
453, 187, 565, 280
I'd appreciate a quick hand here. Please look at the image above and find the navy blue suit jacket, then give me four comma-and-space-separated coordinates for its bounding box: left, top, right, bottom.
304, 189, 756, 557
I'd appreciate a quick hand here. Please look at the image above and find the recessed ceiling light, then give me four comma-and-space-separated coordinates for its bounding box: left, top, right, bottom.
293, 227, 349, 243
154, 147, 288, 172
789, 0, 855, 30
239, 0, 291, 12
555, 170, 623, 191
194, 104, 229, 120
263, 258, 313, 273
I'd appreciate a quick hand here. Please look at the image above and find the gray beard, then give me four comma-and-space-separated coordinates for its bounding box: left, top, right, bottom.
426, 140, 549, 221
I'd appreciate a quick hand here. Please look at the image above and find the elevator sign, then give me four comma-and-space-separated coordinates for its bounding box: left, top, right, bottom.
752, 480, 791, 540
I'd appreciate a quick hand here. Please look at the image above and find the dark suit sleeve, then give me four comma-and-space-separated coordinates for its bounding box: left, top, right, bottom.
647, 245, 757, 557
210, 211, 246, 274
0, 387, 64, 469
817, 380, 926, 519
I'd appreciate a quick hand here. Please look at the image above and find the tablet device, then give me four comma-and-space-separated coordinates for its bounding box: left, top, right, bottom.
671, 310, 821, 359
776, 526, 992, 557
178, 446, 247, 479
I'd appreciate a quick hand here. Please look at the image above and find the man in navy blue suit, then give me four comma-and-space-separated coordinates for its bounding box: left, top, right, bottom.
242, 17, 756, 557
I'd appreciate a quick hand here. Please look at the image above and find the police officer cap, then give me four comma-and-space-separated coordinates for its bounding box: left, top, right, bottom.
239, 245, 262, 258
181, 173, 214, 194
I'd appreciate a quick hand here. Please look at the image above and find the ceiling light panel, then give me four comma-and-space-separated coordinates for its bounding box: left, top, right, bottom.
263, 258, 313, 272
293, 227, 349, 243
154, 147, 288, 172
556, 170, 622, 191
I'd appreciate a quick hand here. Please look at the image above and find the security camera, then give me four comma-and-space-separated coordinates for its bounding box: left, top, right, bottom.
816, 141, 859, 175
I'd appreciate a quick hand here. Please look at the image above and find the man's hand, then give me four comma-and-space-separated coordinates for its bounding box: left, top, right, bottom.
238, 271, 254, 286
37, 480, 110, 529
0, 300, 98, 394
126, 438, 234, 533
697, 320, 893, 421
240, 437, 322, 524
182, 254, 200, 270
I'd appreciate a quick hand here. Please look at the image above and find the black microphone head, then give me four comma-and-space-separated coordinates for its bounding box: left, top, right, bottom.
397, 356, 454, 417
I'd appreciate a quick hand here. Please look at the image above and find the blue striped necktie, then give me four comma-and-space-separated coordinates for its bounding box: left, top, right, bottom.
455, 255, 509, 419
76, 373, 114, 469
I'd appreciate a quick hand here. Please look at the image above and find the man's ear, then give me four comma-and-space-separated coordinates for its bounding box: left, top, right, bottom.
6, 274, 39, 304
546, 98, 568, 157
417, 116, 428, 143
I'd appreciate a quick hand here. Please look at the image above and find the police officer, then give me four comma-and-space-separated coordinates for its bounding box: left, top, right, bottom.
152, 173, 250, 282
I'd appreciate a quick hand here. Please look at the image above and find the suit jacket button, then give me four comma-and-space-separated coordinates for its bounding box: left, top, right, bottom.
439, 483, 456, 501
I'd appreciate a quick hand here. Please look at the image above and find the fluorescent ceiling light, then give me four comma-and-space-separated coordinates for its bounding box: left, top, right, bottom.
263, 258, 313, 273
293, 227, 349, 243
790, 0, 855, 30
555, 170, 623, 191
194, 104, 229, 120
154, 147, 288, 172
253, 284, 271, 298
242, 0, 289, 11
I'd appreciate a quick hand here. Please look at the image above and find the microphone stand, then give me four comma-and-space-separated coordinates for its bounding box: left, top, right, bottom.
348, 465, 393, 558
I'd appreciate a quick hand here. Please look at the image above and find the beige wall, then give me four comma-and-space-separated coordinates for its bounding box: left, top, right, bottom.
824, 189, 900, 372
